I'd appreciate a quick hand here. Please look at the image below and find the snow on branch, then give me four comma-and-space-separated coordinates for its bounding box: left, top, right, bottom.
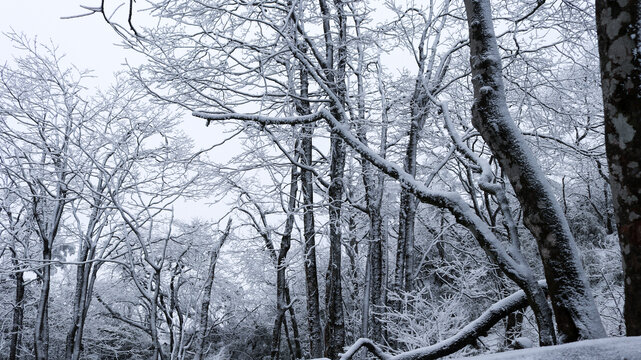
340, 281, 546, 360
193, 108, 526, 281
192, 110, 325, 126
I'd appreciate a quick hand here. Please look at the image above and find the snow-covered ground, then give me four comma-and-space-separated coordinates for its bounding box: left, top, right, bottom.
455, 337, 641, 360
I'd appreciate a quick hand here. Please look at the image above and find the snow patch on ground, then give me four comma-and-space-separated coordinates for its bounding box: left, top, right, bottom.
453, 337, 641, 359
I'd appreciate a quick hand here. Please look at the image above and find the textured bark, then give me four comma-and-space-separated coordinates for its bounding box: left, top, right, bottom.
34, 202, 64, 360
193, 220, 231, 360
365, 201, 384, 343
595, 0, 641, 337
324, 87, 347, 359
295, 47, 324, 357
149, 270, 165, 360
463, 0, 605, 342
396, 152, 418, 295
442, 101, 556, 346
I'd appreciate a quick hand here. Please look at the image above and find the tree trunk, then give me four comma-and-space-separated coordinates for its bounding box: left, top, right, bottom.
34, 248, 51, 360
463, 0, 605, 342
65, 202, 106, 360
296, 48, 324, 357
320, 0, 348, 357
505, 309, 524, 348
66, 239, 93, 360
595, 0, 641, 337
271, 166, 299, 360
394, 60, 430, 301
395, 0, 452, 297
325, 108, 347, 359
10, 249, 24, 360
193, 220, 231, 360
353, 20, 386, 342
284, 286, 303, 359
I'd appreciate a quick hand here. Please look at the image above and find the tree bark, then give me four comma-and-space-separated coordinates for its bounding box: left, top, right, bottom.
353, 19, 386, 342
319, 0, 348, 357
271, 166, 299, 360
65, 242, 90, 360
65, 225, 102, 360
10, 248, 24, 360
463, 0, 605, 342
295, 44, 324, 357
193, 220, 232, 360
595, 0, 641, 337
34, 249, 51, 360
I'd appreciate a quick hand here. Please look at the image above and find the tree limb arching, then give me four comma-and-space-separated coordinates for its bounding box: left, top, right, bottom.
339, 281, 545, 360
193, 107, 551, 347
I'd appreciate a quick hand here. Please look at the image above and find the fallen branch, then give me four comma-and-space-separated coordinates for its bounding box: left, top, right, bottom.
340, 281, 546, 360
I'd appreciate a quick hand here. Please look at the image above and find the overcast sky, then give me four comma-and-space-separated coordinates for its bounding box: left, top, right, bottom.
0, 2, 130, 84
0, 1, 237, 222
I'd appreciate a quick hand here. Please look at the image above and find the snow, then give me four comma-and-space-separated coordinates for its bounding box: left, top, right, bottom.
611, 113, 636, 149
452, 337, 641, 360
512, 337, 533, 349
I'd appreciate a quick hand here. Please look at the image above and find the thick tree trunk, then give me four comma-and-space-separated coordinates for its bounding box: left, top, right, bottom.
357, 147, 385, 342
65, 251, 87, 360
463, 0, 605, 342
33, 172, 67, 360
149, 270, 165, 360
193, 220, 231, 360
595, 0, 641, 337
325, 114, 347, 360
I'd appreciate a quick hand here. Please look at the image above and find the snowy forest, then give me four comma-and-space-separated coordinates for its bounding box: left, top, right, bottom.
0, 0, 640, 359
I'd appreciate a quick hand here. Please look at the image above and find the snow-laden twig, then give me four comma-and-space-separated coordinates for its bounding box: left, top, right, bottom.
340, 281, 546, 360
193, 110, 324, 126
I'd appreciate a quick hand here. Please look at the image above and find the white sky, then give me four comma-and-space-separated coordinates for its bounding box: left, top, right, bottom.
0, 2, 127, 84
0, 1, 235, 221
